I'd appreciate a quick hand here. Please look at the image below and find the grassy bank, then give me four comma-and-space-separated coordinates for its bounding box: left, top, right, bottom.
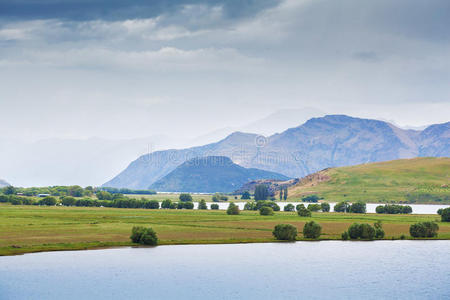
0, 204, 448, 256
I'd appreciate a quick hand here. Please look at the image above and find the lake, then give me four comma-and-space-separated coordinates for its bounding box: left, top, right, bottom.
1, 241, 449, 299
197, 202, 449, 214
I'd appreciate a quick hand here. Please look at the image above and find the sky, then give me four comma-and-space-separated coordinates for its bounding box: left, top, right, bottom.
1, 0, 450, 142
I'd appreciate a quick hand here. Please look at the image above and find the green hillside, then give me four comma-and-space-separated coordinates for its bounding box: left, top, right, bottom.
289, 157, 450, 204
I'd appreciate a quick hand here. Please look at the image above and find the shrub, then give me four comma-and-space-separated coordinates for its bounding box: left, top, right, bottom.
210, 203, 219, 210
302, 195, 319, 202
334, 202, 349, 212
244, 202, 256, 210
320, 202, 330, 212
161, 199, 172, 209
10, 197, 22, 205
273, 224, 297, 241
284, 203, 295, 212
0, 195, 9, 202
212, 193, 228, 202
347, 223, 375, 240
259, 206, 274, 216
437, 208, 443, 215
349, 202, 366, 213
296, 204, 311, 217
303, 221, 322, 239
130, 226, 158, 245
39, 196, 57, 206
169, 202, 177, 209
307, 204, 321, 212
183, 202, 194, 209
61, 196, 76, 206
179, 193, 193, 202
440, 208, 450, 222
144, 200, 160, 209
226, 202, 240, 215
241, 191, 251, 200
374, 221, 385, 239
410, 222, 439, 238
198, 199, 208, 210
376, 204, 412, 214
256, 201, 280, 211
341, 231, 349, 240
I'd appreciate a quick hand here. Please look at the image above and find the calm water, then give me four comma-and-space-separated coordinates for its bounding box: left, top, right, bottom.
1, 241, 449, 299
195, 202, 449, 214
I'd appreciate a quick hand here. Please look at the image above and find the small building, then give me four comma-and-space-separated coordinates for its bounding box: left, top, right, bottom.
38, 194, 50, 197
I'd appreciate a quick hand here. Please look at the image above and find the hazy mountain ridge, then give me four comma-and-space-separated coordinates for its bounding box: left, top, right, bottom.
104, 115, 450, 189
0, 179, 10, 187
149, 156, 290, 193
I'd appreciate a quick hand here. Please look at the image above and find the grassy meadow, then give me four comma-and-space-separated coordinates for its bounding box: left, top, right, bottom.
289, 157, 450, 204
0, 203, 448, 256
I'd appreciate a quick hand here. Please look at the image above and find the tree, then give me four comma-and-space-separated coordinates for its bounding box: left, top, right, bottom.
302, 195, 319, 203
130, 226, 158, 245
256, 201, 280, 211
183, 202, 194, 209
347, 223, 375, 240
210, 203, 219, 210
297, 204, 311, 217
244, 202, 257, 210
334, 201, 350, 212
254, 184, 269, 201
303, 221, 322, 239
241, 191, 251, 200
284, 203, 295, 212
39, 196, 57, 206
144, 200, 160, 209
198, 199, 208, 210
437, 208, 443, 215
376, 204, 412, 214
161, 199, 172, 209
227, 202, 240, 215
307, 204, 321, 212
212, 193, 228, 202
260, 206, 274, 216
279, 189, 283, 201
283, 187, 288, 201
273, 224, 297, 241
374, 221, 385, 239
321, 202, 330, 212
440, 208, 450, 222
179, 193, 193, 202
349, 202, 366, 213
61, 196, 76, 206
410, 222, 439, 238
3, 186, 16, 195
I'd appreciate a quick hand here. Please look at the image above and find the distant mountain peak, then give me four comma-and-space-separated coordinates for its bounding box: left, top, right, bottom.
0, 179, 10, 187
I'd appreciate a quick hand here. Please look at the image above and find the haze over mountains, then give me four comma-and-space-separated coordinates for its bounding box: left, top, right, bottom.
104, 115, 450, 189
0, 179, 10, 188
150, 156, 289, 193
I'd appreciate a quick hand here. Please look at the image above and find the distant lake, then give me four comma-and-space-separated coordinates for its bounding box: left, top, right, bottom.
1, 241, 449, 299
196, 202, 449, 214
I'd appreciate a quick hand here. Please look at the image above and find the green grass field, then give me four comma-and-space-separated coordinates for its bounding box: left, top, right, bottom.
0, 203, 448, 256
289, 157, 450, 204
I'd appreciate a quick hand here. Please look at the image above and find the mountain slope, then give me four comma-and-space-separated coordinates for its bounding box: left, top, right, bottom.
288, 157, 450, 204
149, 156, 290, 193
104, 115, 449, 189
0, 179, 10, 188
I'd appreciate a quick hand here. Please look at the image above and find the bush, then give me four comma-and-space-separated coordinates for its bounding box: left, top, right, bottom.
437, 208, 443, 215
440, 208, 450, 222
296, 204, 311, 217
144, 200, 160, 209
61, 196, 76, 206
349, 202, 366, 213
303, 221, 322, 239
130, 226, 158, 245
347, 223, 375, 240
226, 202, 240, 215
273, 224, 297, 241
307, 204, 321, 212
241, 191, 251, 200
179, 193, 193, 202
259, 206, 274, 216
183, 202, 194, 209
376, 204, 412, 214
374, 221, 385, 239
10, 197, 22, 205
39, 196, 57, 206
302, 195, 319, 202
321, 202, 330, 212
212, 193, 228, 202
0, 195, 9, 202
334, 202, 349, 212
161, 199, 172, 209
410, 222, 439, 238
244, 202, 256, 210
169, 202, 177, 209
198, 199, 208, 210
341, 231, 349, 240
256, 201, 280, 211
210, 203, 219, 210
284, 203, 295, 212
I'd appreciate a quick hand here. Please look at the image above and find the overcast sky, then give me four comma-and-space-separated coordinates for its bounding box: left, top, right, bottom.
1, 0, 449, 141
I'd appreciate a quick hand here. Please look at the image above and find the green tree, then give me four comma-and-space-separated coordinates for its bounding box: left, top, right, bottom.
349, 202, 366, 213
284, 203, 295, 212
39, 196, 57, 206
283, 187, 288, 201
227, 202, 240, 215
179, 193, 193, 202
244, 202, 257, 210
347, 223, 375, 240
279, 189, 283, 201
198, 199, 208, 210
241, 191, 251, 200
410, 222, 439, 238
254, 184, 269, 201
334, 201, 350, 212
321, 202, 330, 212
130, 226, 158, 245
303, 221, 322, 239
161, 199, 172, 209
307, 204, 321, 212
212, 193, 228, 202
144, 200, 160, 209
61, 196, 76, 206
440, 208, 450, 222
259, 206, 274, 216
210, 203, 219, 210
302, 195, 319, 202
3, 186, 16, 195
297, 204, 311, 217
273, 224, 297, 241
183, 202, 194, 209
374, 221, 385, 239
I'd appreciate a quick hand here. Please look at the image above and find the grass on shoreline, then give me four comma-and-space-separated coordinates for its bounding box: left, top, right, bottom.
0, 204, 448, 256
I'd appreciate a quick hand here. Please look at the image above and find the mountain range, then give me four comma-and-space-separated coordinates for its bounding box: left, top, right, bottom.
0, 179, 10, 188
149, 156, 289, 193
104, 115, 450, 189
